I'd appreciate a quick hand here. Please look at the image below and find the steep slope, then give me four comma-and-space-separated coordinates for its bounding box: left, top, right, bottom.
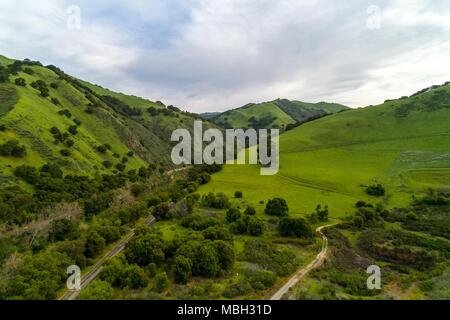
273, 99, 348, 123
199, 83, 450, 217
0, 55, 13, 66
0, 55, 204, 186
212, 99, 348, 129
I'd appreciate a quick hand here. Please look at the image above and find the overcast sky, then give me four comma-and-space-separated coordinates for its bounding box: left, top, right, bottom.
1, 0, 449, 112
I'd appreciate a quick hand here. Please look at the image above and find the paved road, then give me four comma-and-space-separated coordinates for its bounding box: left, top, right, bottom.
270, 224, 334, 300
59, 216, 156, 300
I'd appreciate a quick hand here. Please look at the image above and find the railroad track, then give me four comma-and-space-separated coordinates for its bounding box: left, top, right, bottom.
59, 216, 156, 300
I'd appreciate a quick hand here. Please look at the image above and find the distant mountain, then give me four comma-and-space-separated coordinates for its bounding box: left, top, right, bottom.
210, 99, 349, 129
199, 112, 221, 121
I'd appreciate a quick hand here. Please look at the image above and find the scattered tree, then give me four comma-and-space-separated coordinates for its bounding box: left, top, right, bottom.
278, 217, 313, 238
244, 206, 256, 216
366, 184, 385, 197
265, 198, 289, 217
14, 77, 26, 86
226, 208, 241, 223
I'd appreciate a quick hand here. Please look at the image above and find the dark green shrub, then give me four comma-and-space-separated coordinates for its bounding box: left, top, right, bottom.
48, 218, 79, 242
278, 217, 313, 238
125, 233, 165, 266
201, 192, 229, 209
68, 125, 78, 135
226, 208, 241, 223
154, 272, 169, 292
130, 182, 147, 197
366, 184, 385, 197
77, 280, 112, 300
115, 163, 126, 172
14, 165, 39, 184
97, 145, 107, 153
244, 206, 256, 216
247, 217, 265, 236
173, 255, 192, 284
60, 149, 71, 157
84, 231, 106, 258
14, 77, 26, 86
23, 67, 34, 75
202, 226, 233, 242
0, 140, 27, 157
230, 218, 248, 235
265, 198, 289, 216
65, 139, 74, 148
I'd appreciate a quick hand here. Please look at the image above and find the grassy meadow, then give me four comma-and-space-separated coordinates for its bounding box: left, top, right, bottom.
199, 84, 450, 219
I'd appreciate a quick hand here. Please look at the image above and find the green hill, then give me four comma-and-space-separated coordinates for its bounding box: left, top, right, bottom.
199, 83, 450, 218
199, 112, 221, 120
212, 99, 348, 129
0, 55, 204, 186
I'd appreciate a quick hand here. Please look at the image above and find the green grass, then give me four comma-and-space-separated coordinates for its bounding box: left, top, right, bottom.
79, 79, 163, 110
199, 83, 450, 219
0, 58, 169, 180
0, 55, 12, 66
427, 267, 450, 299
0, 84, 19, 116
0, 54, 211, 182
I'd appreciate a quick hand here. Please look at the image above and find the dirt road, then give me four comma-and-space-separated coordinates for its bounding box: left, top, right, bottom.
270, 224, 334, 300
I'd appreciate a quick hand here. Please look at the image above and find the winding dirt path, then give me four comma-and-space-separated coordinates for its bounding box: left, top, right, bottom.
270, 224, 334, 300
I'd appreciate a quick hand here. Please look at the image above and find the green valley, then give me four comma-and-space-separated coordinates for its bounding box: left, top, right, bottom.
0, 54, 449, 302
199, 83, 450, 218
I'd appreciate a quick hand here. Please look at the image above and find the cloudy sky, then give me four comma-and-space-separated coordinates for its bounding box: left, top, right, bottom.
1, 0, 449, 112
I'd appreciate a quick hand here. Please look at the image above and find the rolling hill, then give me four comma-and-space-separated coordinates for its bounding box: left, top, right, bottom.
198, 82, 450, 218
1, 53, 449, 301
0, 54, 208, 187
207, 99, 348, 129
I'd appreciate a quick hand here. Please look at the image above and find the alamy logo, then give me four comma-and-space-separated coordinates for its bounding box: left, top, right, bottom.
66, 265, 81, 290
66, 5, 82, 30
366, 265, 381, 290
171, 121, 279, 175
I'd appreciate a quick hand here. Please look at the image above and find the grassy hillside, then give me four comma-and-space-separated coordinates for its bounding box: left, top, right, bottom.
274, 99, 348, 123
78, 79, 163, 110
213, 99, 348, 130
0, 56, 12, 66
215, 101, 296, 129
199, 83, 450, 218
0, 55, 206, 186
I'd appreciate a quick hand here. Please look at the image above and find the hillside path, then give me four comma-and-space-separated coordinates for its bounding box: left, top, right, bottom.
270, 224, 335, 300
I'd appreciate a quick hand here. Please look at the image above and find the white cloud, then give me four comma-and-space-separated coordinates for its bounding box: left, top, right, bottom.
0, 0, 449, 111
